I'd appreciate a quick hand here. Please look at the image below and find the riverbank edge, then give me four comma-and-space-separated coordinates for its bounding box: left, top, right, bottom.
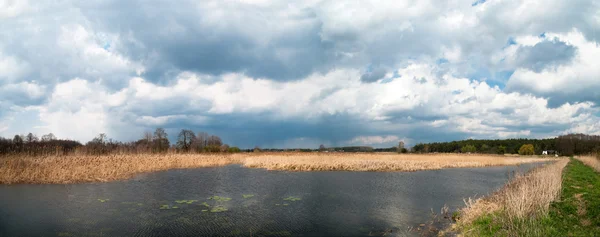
446, 157, 600, 236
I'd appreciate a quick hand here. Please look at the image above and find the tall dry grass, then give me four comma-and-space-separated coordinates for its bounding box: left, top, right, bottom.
0, 154, 243, 184
0, 152, 552, 184
243, 153, 551, 172
576, 156, 600, 172
456, 159, 569, 235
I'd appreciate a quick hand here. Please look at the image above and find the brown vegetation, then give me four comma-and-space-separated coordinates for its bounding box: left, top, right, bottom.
576, 156, 600, 172
0, 153, 553, 184
455, 159, 569, 235
0, 154, 244, 184
242, 153, 550, 171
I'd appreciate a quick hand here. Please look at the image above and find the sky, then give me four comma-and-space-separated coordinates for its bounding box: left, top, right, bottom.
0, 0, 599, 148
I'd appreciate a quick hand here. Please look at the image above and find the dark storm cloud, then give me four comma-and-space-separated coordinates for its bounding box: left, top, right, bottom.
76, 0, 336, 83
515, 39, 576, 72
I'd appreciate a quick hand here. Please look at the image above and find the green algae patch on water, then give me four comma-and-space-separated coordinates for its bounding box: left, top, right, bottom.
175, 199, 199, 204
210, 205, 228, 213
208, 196, 232, 202
283, 196, 301, 202
97, 199, 110, 203
242, 194, 255, 198
159, 204, 170, 210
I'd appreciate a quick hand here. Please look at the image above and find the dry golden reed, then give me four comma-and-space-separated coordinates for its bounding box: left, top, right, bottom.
576, 156, 600, 172
243, 153, 551, 172
0, 152, 552, 184
0, 154, 243, 184
457, 159, 568, 228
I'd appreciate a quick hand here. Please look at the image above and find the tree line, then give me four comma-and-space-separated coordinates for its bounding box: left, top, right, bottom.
411, 134, 600, 156
0, 133, 81, 156
0, 128, 241, 156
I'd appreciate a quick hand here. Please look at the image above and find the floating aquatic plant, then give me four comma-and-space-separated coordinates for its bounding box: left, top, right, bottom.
202, 209, 208, 212
200, 202, 210, 207
242, 194, 255, 198
283, 196, 301, 202
159, 204, 170, 210
97, 199, 110, 203
210, 205, 228, 213
172, 206, 179, 209
175, 199, 198, 204
283, 203, 289, 206
208, 196, 232, 202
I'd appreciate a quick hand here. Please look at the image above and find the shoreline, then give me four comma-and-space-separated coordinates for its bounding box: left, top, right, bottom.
1, 153, 555, 184
447, 157, 600, 236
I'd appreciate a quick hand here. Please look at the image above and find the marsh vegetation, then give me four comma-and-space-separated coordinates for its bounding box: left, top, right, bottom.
0, 153, 551, 184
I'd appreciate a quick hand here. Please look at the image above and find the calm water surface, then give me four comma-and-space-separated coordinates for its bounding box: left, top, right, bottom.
0, 163, 544, 237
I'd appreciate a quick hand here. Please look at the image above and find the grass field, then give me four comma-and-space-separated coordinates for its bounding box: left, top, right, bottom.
453, 158, 600, 236
0, 152, 552, 184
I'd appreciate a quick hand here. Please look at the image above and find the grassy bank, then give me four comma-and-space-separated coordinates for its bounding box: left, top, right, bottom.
1, 153, 551, 184
453, 158, 600, 236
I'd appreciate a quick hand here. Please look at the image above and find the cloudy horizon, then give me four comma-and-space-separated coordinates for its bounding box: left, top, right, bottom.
1, 0, 599, 148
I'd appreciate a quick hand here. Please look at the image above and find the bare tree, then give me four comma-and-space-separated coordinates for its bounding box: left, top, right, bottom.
143, 131, 153, 143
13, 135, 23, 144
319, 144, 326, 151
194, 132, 209, 152
177, 129, 196, 152
153, 128, 169, 152
397, 141, 405, 153
41, 133, 57, 142
25, 133, 38, 143
207, 135, 222, 147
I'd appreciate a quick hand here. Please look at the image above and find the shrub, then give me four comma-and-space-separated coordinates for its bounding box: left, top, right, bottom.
461, 145, 477, 153
518, 144, 535, 155
228, 147, 241, 153
497, 145, 507, 155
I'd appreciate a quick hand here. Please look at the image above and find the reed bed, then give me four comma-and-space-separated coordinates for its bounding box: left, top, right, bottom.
576, 156, 600, 172
0, 154, 244, 184
243, 153, 551, 172
455, 159, 569, 236
1, 152, 552, 184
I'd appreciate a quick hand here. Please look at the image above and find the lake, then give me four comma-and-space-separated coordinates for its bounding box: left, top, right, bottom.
0, 163, 544, 237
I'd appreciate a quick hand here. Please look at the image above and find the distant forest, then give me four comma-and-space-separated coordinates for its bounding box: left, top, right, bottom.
1, 130, 599, 156
411, 134, 600, 156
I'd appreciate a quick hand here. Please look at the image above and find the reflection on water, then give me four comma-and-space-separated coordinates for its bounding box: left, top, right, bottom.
0, 163, 544, 236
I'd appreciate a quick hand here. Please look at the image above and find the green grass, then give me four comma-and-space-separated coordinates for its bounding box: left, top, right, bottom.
462, 158, 600, 236
543, 158, 600, 236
